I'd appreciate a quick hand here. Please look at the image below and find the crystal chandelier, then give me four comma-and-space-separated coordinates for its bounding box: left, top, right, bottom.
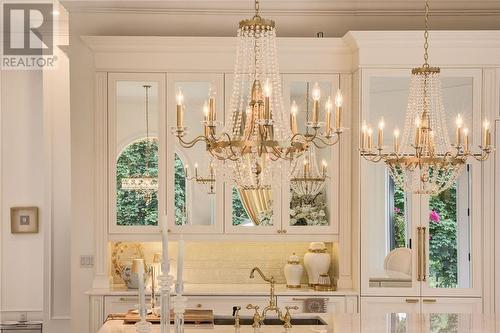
121, 85, 158, 202
360, 0, 493, 195
290, 83, 330, 197
173, 0, 344, 193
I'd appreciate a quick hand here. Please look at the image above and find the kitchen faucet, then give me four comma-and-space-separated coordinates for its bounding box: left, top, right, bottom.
247, 267, 298, 329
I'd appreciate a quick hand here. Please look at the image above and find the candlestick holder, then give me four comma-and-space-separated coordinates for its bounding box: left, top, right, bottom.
135, 320, 153, 333
158, 271, 174, 333
173, 293, 188, 333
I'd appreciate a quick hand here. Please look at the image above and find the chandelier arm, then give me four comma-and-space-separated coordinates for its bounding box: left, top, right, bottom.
176, 135, 208, 149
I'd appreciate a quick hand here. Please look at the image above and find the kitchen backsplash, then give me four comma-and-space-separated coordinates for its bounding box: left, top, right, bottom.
110, 241, 337, 285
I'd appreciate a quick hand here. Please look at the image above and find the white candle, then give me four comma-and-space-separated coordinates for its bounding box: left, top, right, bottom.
367, 127, 373, 149
133, 258, 146, 320
176, 236, 185, 294
463, 128, 469, 153
361, 121, 367, 150
264, 78, 271, 120
321, 160, 327, 176
161, 215, 169, 274
325, 96, 332, 131
483, 119, 491, 147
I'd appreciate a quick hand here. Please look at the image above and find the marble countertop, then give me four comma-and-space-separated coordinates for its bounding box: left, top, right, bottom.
97, 313, 498, 333
87, 284, 357, 296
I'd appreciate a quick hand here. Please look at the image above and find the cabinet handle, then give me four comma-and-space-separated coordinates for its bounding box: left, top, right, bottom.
119, 297, 138, 302
282, 229, 287, 234
422, 227, 427, 282
405, 299, 419, 303
416, 227, 422, 281
277, 230, 282, 234
196, 303, 202, 308
422, 299, 436, 303
168, 229, 172, 233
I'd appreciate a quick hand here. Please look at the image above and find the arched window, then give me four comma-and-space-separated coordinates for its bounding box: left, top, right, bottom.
116, 138, 158, 226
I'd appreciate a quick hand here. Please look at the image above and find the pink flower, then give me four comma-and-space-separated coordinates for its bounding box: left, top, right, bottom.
394, 207, 401, 214
429, 210, 441, 223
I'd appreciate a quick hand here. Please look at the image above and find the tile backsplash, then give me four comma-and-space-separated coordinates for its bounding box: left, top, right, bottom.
110, 241, 336, 285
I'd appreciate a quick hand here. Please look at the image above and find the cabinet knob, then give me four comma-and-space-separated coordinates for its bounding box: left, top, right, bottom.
196, 303, 202, 308
168, 229, 171, 233
282, 229, 287, 234
277, 230, 282, 234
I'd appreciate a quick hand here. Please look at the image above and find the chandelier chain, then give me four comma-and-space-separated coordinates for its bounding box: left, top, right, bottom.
254, 0, 260, 18
423, 0, 430, 67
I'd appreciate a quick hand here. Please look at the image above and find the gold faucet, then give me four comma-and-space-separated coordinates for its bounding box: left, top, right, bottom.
247, 267, 298, 328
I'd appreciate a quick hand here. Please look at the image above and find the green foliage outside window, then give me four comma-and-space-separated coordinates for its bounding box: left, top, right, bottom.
116, 139, 158, 226
174, 153, 187, 225
232, 187, 250, 226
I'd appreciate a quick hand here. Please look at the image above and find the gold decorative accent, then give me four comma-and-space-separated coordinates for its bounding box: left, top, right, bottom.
308, 249, 327, 254
314, 285, 334, 291
411, 66, 440, 74
286, 284, 302, 289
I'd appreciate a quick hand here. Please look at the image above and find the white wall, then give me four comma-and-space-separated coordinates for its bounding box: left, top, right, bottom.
1, 70, 45, 321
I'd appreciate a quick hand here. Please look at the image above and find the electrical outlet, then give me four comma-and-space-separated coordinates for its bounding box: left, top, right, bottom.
19, 312, 27, 322
80, 255, 94, 268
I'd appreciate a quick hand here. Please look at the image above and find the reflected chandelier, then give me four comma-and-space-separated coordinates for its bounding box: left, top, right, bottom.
360, 0, 493, 195
121, 85, 158, 202
174, 0, 345, 191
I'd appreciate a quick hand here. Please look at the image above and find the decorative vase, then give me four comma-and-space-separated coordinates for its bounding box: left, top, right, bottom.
120, 264, 150, 289
284, 253, 303, 288
303, 242, 331, 286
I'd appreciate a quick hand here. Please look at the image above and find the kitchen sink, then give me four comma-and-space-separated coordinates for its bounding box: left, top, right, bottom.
213, 316, 327, 326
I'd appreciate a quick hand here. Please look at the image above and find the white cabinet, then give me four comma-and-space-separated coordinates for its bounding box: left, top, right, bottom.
360, 69, 484, 299
360, 297, 482, 332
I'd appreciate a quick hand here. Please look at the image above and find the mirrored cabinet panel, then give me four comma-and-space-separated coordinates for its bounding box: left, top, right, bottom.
281, 74, 340, 235
361, 69, 483, 297
108, 73, 165, 233
167, 74, 224, 234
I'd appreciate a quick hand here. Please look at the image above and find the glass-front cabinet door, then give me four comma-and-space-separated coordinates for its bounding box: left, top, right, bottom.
360, 69, 483, 298
108, 73, 165, 234
281, 74, 340, 235
167, 74, 224, 234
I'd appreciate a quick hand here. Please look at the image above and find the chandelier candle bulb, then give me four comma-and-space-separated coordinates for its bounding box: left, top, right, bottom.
335, 90, 343, 129
303, 159, 310, 177
290, 101, 298, 134
361, 121, 367, 150
264, 78, 272, 120
312, 83, 320, 124
483, 120, 491, 147
463, 128, 469, 153
414, 117, 421, 147
194, 163, 198, 178
176, 89, 184, 129
378, 118, 385, 149
456, 114, 463, 146
321, 160, 327, 176
367, 127, 373, 149
393, 128, 400, 152
209, 97, 216, 122
325, 96, 332, 131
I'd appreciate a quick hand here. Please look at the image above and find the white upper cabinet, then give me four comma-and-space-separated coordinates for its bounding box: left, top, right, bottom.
108, 73, 165, 234
166, 73, 224, 234
360, 68, 483, 297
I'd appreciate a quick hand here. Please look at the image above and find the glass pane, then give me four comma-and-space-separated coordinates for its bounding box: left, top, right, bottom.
115, 81, 159, 226
365, 77, 413, 288
390, 313, 408, 333
232, 187, 274, 227
428, 169, 471, 289
429, 314, 460, 333
174, 81, 217, 227
288, 81, 332, 227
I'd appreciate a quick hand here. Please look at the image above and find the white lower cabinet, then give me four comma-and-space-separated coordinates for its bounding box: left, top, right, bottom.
360, 297, 482, 332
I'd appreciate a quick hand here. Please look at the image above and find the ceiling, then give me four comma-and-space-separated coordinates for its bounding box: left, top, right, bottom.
60, 0, 500, 37
61, 0, 500, 14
